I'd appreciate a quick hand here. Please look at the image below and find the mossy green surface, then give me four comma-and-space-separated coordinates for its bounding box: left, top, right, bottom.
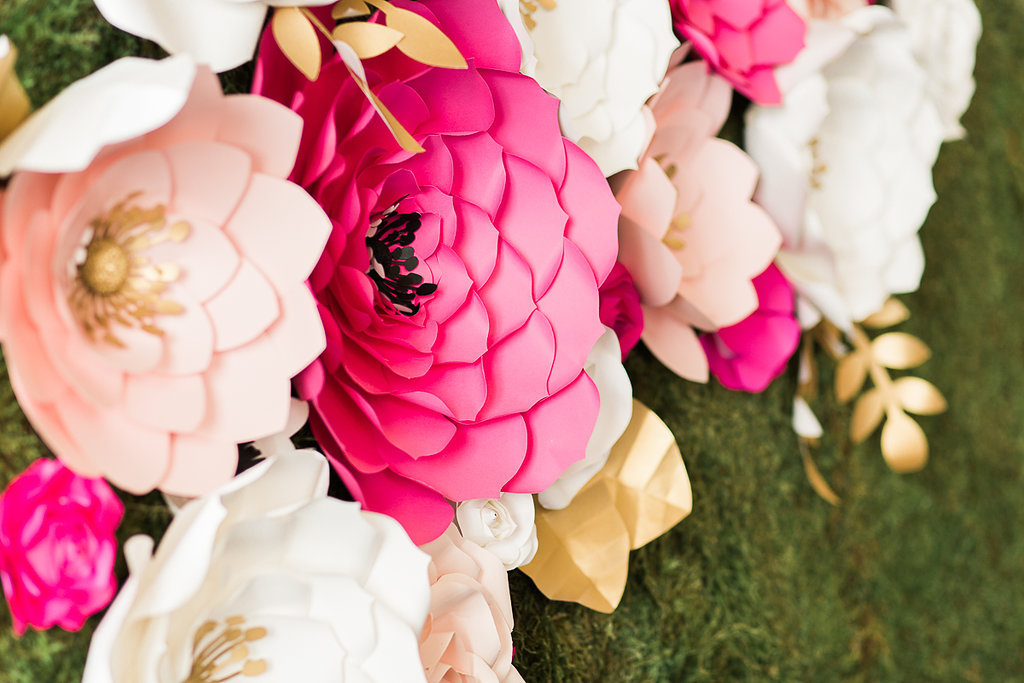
0, 0, 1021, 680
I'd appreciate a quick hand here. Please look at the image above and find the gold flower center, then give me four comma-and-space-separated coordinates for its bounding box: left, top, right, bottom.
79, 239, 131, 296
69, 193, 190, 347
519, 0, 557, 29
185, 616, 269, 683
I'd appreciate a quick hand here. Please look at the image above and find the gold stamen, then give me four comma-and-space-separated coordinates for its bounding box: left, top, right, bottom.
186, 616, 269, 683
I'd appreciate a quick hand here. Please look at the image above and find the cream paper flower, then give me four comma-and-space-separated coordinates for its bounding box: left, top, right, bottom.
92, 0, 335, 73
745, 7, 944, 330
518, 0, 678, 176
537, 326, 632, 509
83, 451, 432, 683
455, 493, 538, 571
891, 0, 981, 141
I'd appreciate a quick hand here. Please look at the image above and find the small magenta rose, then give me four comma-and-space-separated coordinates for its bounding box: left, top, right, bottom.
0, 458, 123, 635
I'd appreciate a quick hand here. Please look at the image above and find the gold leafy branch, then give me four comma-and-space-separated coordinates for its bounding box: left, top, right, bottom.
271, 0, 468, 153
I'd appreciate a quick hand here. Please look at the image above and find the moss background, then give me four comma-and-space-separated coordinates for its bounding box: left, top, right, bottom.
1, 0, 1022, 680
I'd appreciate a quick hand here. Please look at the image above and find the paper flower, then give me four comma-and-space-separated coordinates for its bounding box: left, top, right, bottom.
700, 264, 801, 392
92, 0, 336, 73
0, 56, 330, 496
0, 459, 122, 636
892, 0, 981, 141
255, 0, 618, 544
538, 326, 633, 510
616, 54, 781, 382
83, 451, 432, 682
669, 0, 806, 105
0, 36, 30, 143
419, 526, 523, 683
789, 0, 871, 20
521, 0, 678, 176
745, 7, 944, 330
598, 262, 644, 360
456, 493, 538, 570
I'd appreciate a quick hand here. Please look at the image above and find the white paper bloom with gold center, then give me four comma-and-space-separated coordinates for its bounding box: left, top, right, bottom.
891, 0, 982, 142
0, 56, 330, 496
745, 7, 944, 330
82, 451, 432, 683
513, 0, 679, 176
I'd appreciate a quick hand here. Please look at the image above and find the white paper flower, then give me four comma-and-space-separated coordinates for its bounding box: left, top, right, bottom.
537, 326, 633, 509
92, 0, 335, 73
746, 7, 944, 330
891, 0, 981, 141
496, 0, 539, 77
522, 0, 678, 176
455, 493, 538, 570
83, 451, 432, 683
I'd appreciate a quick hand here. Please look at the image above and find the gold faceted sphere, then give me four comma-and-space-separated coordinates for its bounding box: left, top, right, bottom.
79, 238, 131, 296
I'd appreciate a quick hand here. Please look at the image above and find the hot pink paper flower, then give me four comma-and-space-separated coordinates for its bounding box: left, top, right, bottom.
615, 53, 781, 382
419, 526, 524, 683
0, 459, 122, 636
0, 58, 330, 496
701, 264, 800, 392
669, 0, 806, 104
599, 261, 644, 360
254, 0, 618, 543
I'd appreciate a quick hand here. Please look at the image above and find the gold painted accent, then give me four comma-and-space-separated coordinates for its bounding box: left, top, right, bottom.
661, 213, 690, 251
520, 0, 557, 29
0, 40, 31, 142
808, 137, 827, 189
185, 616, 269, 683
68, 194, 189, 348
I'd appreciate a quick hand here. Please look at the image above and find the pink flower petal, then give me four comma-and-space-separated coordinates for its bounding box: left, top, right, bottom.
159, 433, 238, 497
478, 311, 555, 421
204, 260, 280, 352
124, 372, 206, 433
164, 141, 250, 227
641, 304, 710, 382
215, 95, 303, 178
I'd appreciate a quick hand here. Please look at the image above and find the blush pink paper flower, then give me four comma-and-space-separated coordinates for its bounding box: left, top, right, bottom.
0, 459, 122, 636
254, 1, 618, 543
599, 261, 644, 361
0, 60, 330, 496
700, 264, 800, 392
669, 0, 806, 104
419, 526, 524, 683
615, 54, 781, 382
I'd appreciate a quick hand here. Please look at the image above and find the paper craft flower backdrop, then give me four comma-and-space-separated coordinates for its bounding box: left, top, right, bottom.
255, 0, 618, 543
0, 56, 329, 496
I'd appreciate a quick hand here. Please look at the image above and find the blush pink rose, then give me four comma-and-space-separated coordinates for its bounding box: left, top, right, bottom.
254, 0, 618, 543
669, 0, 806, 104
615, 53, 781, 382
599, 261, 644, 361
0, 459, 122, 636
0, 63, 330, 496
419, 526, 523, 683
701, 264, 801, 392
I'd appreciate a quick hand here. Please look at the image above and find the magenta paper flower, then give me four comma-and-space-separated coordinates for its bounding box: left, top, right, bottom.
701, 264, 800, 392
0, 459, 122, 636
0, 58, 330, 496
599, 261, 644, 361
254, 1, 618, 543
669, 0, 806, 104
615, 53, 781, 382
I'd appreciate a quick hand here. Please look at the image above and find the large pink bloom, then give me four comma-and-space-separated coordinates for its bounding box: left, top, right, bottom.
0, 459, 122, 636
254, 1, 618, 543
669, 0, 806, 104
701, 264, 800, 392
615, 54, 781, 382
0, 65, 330, 496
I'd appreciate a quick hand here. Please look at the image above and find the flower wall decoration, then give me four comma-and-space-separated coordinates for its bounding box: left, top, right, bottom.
255, 0, 619, 544
0, 56, 330, 496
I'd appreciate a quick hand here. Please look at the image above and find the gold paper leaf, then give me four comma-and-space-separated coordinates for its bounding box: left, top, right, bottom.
850, 388, 885, 444
861, 298, 910, 329
893, 377, 947, 416
835, 350, 869, 404
880, 410, 929, 473
333, 0, 371, 19
371, 0, 467, 69
0, 40, 31, 142
356, 75, 425, 153
870, 332, 931, 370
332, 22, 404, 59
272, 7, 322, 81
799, 439, 840, 506
603, 399, 692, 549
521, 481, 631, 614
